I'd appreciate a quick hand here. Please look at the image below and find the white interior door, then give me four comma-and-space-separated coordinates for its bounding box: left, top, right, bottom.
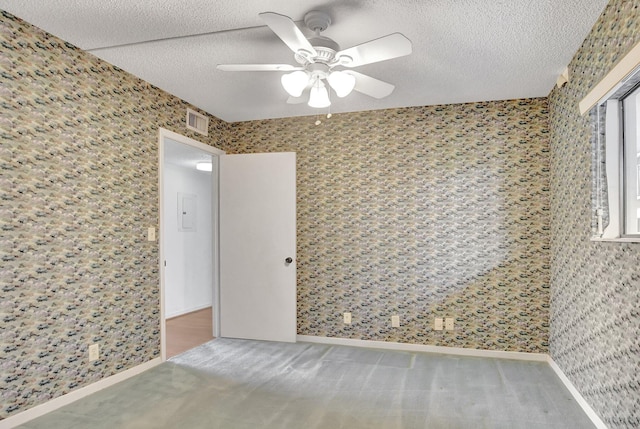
219, 152, 296, 342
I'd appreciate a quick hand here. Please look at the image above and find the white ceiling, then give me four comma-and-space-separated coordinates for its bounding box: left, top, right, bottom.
0, 0, 608, 122
164, 138, 212, 171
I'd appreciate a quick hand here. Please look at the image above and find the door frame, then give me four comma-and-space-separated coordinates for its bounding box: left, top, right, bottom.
158, 127, 225, 362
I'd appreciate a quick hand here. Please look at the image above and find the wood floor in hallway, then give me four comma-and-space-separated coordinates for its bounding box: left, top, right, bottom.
166, 307, 213, 359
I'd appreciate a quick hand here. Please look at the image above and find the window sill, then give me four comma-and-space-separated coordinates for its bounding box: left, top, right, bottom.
591, 236, 640, 243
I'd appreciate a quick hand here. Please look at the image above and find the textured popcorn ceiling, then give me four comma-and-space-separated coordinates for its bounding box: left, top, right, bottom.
0, 0, 609, 122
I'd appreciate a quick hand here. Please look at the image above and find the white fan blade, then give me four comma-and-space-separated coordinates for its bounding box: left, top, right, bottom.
349, 71, 395, 99
287, 96, 306, 104
259, 12, 318, 56
217, 64, 302, 72
337, 33, 412, 68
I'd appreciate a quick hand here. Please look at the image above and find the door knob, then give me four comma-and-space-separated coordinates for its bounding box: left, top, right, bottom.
285, 257, 293, 264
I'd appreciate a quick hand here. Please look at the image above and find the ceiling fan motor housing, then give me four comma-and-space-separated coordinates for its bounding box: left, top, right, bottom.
298, 40, 339, 65
296, 11, 340, 66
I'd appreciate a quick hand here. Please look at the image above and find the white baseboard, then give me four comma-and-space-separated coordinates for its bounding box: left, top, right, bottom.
0, 358, 162, 429
297, 335, 548, 361
166, 303, 212, 320
547, 357, 608, 429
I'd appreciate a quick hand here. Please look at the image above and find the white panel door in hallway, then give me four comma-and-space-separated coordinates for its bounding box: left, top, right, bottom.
219, 152, 296, 342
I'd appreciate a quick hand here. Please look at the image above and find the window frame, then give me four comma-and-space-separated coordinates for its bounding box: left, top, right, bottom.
579, 39, 640, 242
621, 85, 640, 237
589, 74, 640, 242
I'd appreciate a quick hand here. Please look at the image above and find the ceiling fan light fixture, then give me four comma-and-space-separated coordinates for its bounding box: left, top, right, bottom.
327, 71, 356, 97
308, 81, 331, 108
281, 70, 309, 97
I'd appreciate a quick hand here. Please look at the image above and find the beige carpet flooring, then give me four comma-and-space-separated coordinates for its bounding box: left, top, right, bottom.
17, 338, 596, 428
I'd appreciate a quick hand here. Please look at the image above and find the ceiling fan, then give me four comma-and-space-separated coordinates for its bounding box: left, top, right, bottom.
217, 11, 412, 109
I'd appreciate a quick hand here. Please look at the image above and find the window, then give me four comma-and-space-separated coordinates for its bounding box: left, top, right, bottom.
580, 40, 640, 241
587, 65, 640, 241
622, 85, 640, 235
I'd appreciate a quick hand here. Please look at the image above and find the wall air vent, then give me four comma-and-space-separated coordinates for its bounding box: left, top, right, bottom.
186, 108, 208, 136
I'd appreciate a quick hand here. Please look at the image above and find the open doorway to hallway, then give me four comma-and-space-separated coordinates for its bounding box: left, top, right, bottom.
166, 307, 213, 358
159, 128, 223, 360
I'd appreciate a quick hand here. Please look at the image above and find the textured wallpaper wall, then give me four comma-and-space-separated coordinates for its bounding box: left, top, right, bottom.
0, 12, 226, 418
225, 99, 551, 353
548, 1, 640, 427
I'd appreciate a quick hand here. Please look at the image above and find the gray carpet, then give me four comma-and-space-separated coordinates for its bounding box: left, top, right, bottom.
17, 339, 595, 428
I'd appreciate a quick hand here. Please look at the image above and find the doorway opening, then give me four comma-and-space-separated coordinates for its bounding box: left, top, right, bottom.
158, 128, 224, 360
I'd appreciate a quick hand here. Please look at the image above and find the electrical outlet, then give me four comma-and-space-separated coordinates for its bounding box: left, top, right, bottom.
147, 227, 156, 241
391, 315, 400, 328
343, 312, 352, 324
391, 315, 400, 327
88, 344, 99, 362
445, 317, 455, 330
434, 318, 444, 331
